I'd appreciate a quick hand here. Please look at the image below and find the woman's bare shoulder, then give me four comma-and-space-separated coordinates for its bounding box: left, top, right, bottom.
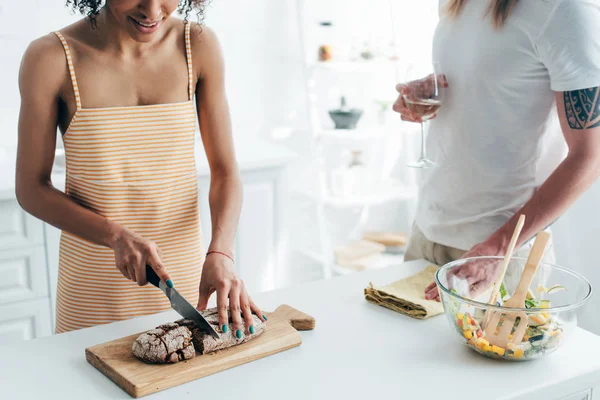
188, 22, 219, 48
24, 32, 64, 61
20, 33, 68, 90
20, 19, 91, 93
187, 22, 223, 76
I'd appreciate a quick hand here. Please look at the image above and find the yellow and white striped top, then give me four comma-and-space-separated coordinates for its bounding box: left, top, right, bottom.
53, 23, 204, 333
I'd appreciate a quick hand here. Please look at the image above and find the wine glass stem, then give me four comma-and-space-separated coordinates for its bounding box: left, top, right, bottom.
419, 122, 427, 160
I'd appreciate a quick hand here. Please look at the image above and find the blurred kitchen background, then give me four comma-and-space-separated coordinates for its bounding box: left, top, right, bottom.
0, 0, 598, 340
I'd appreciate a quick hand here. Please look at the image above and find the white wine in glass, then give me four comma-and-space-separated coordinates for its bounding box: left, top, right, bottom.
402, 62, 444, 168
403, 98, 441, 121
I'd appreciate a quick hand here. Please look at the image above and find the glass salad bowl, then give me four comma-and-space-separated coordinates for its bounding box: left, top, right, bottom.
435, 257, 592, 361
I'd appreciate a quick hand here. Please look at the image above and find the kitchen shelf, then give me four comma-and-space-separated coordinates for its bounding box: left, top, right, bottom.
295, 0, 416, 281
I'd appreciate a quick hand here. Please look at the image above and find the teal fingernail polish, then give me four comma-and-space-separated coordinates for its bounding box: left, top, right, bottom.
222, 324, 228, 333
249, 325, 255, 334
263, 315, 268, 321
236, 329, 243, 339
166, 279, 174, 288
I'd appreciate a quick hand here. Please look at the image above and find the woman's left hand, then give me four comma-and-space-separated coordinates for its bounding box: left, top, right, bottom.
197, 253, 265, 338
424, 241, 503, 302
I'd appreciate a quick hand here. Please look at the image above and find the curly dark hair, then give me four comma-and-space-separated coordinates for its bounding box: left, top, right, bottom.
65, 1, 209, 25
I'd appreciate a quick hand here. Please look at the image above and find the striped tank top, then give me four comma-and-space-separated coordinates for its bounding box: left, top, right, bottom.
53, 23, 204, 333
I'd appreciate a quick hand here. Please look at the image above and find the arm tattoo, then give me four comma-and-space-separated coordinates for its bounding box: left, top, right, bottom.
563, 87, 600, 130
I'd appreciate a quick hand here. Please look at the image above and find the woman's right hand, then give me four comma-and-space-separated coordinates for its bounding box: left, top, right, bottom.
109, 226, 172, 287
393, 74, 448, 123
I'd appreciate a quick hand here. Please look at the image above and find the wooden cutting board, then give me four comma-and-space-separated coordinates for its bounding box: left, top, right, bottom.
86, 305, 315, 398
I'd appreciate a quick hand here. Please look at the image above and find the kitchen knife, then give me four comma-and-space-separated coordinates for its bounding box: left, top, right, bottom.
145, 265, 220, 339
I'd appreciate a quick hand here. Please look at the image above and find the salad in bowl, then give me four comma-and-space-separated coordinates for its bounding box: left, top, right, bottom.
435, 257, 592, 361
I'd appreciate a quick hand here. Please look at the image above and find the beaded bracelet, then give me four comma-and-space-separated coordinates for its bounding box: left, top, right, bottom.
206, 250, 235, 263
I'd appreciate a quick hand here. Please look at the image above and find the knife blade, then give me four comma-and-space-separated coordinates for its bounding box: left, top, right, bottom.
145, 265, 220, 339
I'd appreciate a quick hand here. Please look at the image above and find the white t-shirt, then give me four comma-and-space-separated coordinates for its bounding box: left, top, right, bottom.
417, 0, 600, 251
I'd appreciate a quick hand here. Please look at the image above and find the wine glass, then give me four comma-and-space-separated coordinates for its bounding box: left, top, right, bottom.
402, 62, 444, 168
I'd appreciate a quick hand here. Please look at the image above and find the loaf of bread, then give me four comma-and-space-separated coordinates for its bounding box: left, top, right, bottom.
176, 308, 266, 354
131, 324, 195, 364
132, 307, 266, 364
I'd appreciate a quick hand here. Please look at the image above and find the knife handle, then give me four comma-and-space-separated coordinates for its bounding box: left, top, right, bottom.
146, 265, 161, 288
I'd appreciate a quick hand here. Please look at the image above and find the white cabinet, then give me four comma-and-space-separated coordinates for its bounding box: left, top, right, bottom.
0, 198, 52, 341
0, 246, 48, 304
237, 180, 276, 292
0, 297, 52, 341
0, 198, 45, 250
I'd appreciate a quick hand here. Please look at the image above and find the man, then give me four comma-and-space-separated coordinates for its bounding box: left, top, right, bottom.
393, 0, 600, 300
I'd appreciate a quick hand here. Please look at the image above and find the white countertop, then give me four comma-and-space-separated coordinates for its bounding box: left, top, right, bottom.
0, 138, 297, 200
2, 259, 600, 400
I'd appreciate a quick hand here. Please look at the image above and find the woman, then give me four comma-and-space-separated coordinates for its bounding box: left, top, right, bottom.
394, 0, 600, 300
16, 0, 264, 337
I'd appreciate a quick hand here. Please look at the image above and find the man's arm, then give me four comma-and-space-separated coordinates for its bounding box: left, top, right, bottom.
484, 86, 600, 254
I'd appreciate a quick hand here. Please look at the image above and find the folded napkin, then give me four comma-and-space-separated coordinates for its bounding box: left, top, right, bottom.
364, 265, 444, 319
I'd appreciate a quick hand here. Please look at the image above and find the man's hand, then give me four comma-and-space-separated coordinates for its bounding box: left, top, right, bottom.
393, 73, 448, 122
424, 241, 503, 302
